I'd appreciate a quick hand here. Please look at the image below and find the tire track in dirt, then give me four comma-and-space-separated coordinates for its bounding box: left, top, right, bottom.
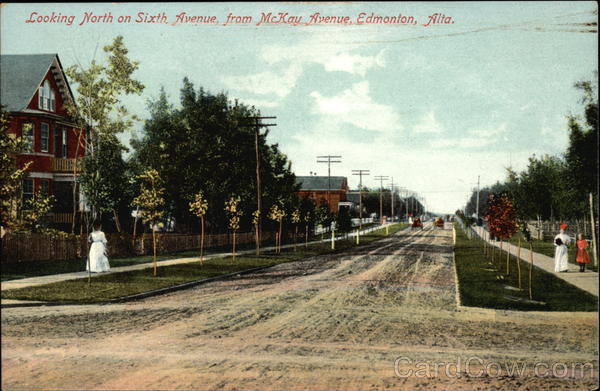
2, 226, 598, 391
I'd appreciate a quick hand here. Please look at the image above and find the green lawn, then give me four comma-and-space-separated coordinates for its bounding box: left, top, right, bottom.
1, 223, 406, 303
454, 224, 598, 311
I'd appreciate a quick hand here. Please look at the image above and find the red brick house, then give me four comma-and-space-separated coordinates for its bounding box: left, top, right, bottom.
1, 54, 85, 225
296, 176, 348, 213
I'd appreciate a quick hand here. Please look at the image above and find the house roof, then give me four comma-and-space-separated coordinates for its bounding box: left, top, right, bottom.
0, 54, 73, 112
346, 192, 360, 204
296, 176, 347, 191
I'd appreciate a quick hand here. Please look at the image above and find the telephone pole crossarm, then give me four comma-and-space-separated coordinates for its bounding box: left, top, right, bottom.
317, 155, 342, 213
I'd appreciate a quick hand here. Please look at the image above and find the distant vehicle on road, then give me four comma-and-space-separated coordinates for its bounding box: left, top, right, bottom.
412, 217, 423, 230
434, 217, 444, 228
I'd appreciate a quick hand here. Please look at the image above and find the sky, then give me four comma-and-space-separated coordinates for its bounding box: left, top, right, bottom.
1, 2, 597, 214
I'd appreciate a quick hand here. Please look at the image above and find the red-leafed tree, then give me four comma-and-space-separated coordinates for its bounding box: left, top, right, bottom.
486, 193, 518, 240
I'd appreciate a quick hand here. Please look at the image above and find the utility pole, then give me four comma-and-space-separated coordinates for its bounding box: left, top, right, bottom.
240, 116, 276, 255
352, 169, 370, 230
390, 177, 395, 223
590, 193, 598, 266
399, 187, 407, 220
476, 175, 480, 220
374, 175, 389, 224
317, 155, 342, 213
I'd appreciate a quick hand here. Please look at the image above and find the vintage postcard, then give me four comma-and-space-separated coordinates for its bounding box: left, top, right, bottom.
1, 2, 598, 390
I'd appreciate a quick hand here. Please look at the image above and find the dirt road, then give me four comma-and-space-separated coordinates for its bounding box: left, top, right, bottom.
2, 226, 598, 390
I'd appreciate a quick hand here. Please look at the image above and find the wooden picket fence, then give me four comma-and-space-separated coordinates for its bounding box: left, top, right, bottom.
1, 230, 278, 263
527, 219, 595, 240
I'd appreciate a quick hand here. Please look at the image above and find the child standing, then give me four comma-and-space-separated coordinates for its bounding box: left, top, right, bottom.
576, 233, 590, 272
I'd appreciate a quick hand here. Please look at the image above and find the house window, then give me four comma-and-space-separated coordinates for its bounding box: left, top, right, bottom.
62, 128, 68, 158
50, 90, 56, 111
22, 123, 34, 152
38, 80, 55, 111
40, 179, 50, 196
22, 178, 34, 203
41, 123, 49, 152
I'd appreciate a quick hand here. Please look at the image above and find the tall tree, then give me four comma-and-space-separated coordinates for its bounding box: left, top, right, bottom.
78, 135, 132, 231
189, 191, 208, 264
65, 35, 144, 229
563, 75, 598, 219
133, 169, 165, 277
131, 81, 298, 233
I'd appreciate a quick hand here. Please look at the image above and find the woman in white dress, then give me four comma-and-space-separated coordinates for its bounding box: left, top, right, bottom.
553, 223, 571, 272
87, 222, 110, 273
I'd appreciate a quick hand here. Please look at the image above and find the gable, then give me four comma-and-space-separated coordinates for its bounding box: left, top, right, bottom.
0, 54, 74, 113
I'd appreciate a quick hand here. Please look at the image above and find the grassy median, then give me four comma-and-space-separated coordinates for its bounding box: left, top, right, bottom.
1, 224, 406, 303
454, 224, 598, 311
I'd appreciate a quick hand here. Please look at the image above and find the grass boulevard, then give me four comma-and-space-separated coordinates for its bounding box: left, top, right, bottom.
1, 224, 406, 303
453, 224, 598, 312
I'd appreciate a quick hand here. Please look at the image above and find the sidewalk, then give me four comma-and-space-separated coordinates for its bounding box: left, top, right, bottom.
1, 224, 389, 293
472, 226, 598, 297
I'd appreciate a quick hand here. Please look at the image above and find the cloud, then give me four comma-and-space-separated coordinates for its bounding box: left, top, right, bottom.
309, 81, 401, 134
221, 64, 303, 98
430, 137, 495, 149
261, 41, 386, 77
413, 110, 443, 134
275, 128, 536, 214
221, 37, 386, 100
428, 123, 507, 149
239, 98, 280, 108
468, 123, 507, 138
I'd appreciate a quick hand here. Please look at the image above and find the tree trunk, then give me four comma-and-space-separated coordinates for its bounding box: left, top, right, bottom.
528, 242, 533, 300
517, 237, 522, 289
113, 209, 122, 233
71, 130, 83, 234
255, 222, 260, 256
305, 224, 308, 248
152, 228, 157, 277
200, 216, 204, 265
294, 225, 298, 251
484, 231, 487, 255
232, 230, 236, 261
506, 241, 510, 275
85, 211, 91, 285
278, 220, 282, 253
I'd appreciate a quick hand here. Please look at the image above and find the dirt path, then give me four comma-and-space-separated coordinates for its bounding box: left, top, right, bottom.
2, 227, 598, 390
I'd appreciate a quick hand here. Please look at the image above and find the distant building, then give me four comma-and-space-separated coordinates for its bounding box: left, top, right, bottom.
1, 54, 85, 227
295, 176, 348, 213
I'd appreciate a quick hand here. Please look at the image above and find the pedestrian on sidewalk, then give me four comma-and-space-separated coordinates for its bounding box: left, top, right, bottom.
553, 223, 571, 272
576, 233, 590, 272
87, 221, 110, 273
